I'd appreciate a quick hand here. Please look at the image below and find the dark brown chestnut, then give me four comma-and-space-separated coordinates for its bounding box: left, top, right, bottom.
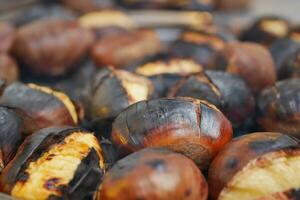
169, 30, 230, 69
240, 16, 290, 47
0, 126, 105, 200
257, 78, 300, 138
270, 39, 300, 79
135, 58, 203, 97
92, 29, 161, 68
0, 107, 22, 172
216, 42, 276, 94
0, 22, 15, 53
62, 0, 115, 13
0, 82, 81, 135
100, 147, 208, 200
168, 70, 255, 133
0, 54, 19, 85
13, 18, 95, 76
208, 132, 300, 200
112, 97, 233, 168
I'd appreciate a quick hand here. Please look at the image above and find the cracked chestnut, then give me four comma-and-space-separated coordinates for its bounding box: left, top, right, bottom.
208, 132, 300, 200
112, 97, 233, 168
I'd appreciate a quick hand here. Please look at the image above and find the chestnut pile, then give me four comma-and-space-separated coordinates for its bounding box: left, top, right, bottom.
1, 0, 300, 200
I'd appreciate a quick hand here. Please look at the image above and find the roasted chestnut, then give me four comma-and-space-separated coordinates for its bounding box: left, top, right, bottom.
90, 67, 153, 136
100, 148, 208, 200
168, 70, 255, 133
62, 0, 115, 13
240, 16, 290, 46
169, 30, 229, 69
257, 78, 300, 138
208, 132, 300, 200
13, 18, 95, 76
92, 29, 161, 68
0, 22, 15, 53
135, 58, 203, 97
0, 107, 22, 172
112, 97, 233, 168
0, 126, 105, 200
0, 54, 19, 85
270, 39, 300, 79
216, 42, 276, 94
0, 82, 80, 135
213, 0, 251, 10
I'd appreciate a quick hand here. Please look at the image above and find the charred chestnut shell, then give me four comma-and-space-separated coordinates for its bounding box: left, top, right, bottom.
257, 78, 300, 137
270, 39, 300, 79
92, 29, 161, 68
208, 132, 300, 200
169, 30, 229, 69
0, 107, 22, 172
13, 18, 95, 76
216, 42, 276, 94
112, 97, 233, 168
0, 22, 15, 53
90, 67, 153, 122
168, 70, 255, 133
0, 54, 19, 85
0, 126, 105, 200
100, 147, 208, 200
135, 58, 203, 97
0, 82, 80, 135
240, 16, 290, 46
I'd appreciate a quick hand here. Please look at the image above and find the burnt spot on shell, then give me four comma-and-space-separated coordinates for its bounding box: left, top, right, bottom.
185, 188, 192, 197
44, 178, 60, 191
145, 159, 166, 172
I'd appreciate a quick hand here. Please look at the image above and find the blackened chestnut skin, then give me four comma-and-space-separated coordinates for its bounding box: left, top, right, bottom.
208, 132, 300, 200
100, 148, 208, 200
0, 107, 22, 172
112, 97, 233, 168
168, 71, 255, 134
13, 18, 95, 76
0, 54, 19, 85
257, 78, 300, 137
270, 39, 300, 79
0, 82, 78, 135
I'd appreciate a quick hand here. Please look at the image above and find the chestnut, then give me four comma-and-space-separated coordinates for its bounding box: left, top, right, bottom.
0, 82, 81, 135
216, 42, 276, 94
208, 132, 300, 200
169, 30, 230, 69
135, 58, 203, 97
13, 18, 95, 76
213, 0, 251, 10
0, 54, 19, 85
90, 67, 153, 120
257, 78, 300, 138
270, 39, 300, 79
240, 16, 290, 47
0, 126, 105, 200
62, 0, 114, 13
100, 147, 208, 200
92, 29, 161, 68
168, 70, 255, 133
112, 97, 233, 168
0, 22, 15, 53
0, 107, 22, 172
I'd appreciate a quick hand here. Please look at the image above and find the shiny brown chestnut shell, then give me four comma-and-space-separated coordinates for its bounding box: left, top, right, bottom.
0, 22, 15, 53
0, 126, 105, 200
0, 107, 22, 172
208, 132, 300, 200
270, 39, 300, 79
135, 58, 203, 97
216, 42, 276, 94
99, 148, 208, 200
112, 97, 233, 168
0, 54, 19, 85
168, 70, 255, 133
92, 29, 161, 68
13, 18, 95, 76
169, 30, 229, 69
257, 78, 300, 137
240, 16, 290, 46
0, 82, 80, 135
